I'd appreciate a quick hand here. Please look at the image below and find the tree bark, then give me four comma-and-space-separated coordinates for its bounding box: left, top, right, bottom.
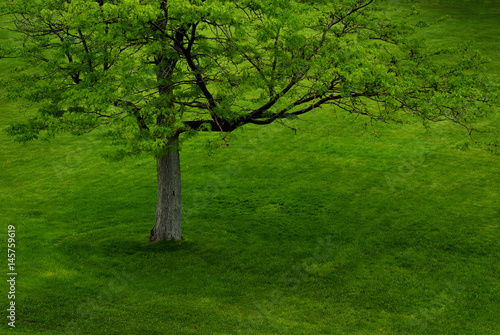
149, 135, 182, 242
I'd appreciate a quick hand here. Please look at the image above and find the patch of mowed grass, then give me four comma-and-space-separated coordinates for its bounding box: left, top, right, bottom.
413, 0, 500, 78
1, 1, 499, 334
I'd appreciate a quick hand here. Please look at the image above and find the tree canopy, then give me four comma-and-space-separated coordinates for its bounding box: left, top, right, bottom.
2, 0, 497, 153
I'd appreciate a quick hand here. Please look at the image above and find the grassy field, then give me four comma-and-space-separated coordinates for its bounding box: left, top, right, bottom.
1, 1, 499, 334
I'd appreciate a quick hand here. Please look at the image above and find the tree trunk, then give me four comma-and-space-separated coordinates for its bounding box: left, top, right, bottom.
149, 135, 182, 242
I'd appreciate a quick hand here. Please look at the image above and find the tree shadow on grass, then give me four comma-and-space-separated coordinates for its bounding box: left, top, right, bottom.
52, 229, 199, 263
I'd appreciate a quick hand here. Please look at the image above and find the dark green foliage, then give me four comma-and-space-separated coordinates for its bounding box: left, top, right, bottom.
6, 117, 47, 143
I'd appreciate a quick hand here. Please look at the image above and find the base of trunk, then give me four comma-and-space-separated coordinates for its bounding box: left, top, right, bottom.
149, 227, 183, 242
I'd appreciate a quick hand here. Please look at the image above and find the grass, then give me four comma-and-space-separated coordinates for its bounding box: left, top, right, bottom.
1, 1, 499, 334
414, 0, 500, 79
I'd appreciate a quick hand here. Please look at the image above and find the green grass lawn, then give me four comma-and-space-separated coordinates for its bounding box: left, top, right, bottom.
1, 1, 499, 334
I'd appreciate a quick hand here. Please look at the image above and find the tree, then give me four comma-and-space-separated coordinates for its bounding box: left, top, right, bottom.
1, 0, 497, 241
